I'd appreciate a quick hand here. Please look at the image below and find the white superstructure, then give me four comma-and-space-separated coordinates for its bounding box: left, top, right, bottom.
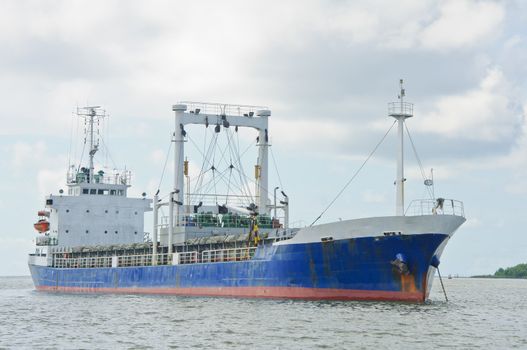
32, 106, 152, 251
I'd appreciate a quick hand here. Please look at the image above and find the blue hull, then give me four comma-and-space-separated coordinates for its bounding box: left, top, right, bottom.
29, 234, 448, 302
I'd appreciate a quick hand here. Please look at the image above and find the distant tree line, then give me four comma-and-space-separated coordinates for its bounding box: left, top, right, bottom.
494, 263, 527, 279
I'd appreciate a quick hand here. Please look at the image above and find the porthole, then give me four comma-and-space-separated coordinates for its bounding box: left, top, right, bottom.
86, 209, 90, 213
86, 230, 89, 234
65, 230, 69, 233
104, 230, 108, 234
105, 210, 108, 214
134, 211, 138, 215
116, 210, 119, 214
115, 231, 118, 234
66, 209, 70, 213
134, 231, 138, 235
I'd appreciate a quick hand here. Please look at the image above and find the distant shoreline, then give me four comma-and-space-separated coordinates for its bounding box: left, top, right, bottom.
471, 275, 527, 279
471, 263, 527, 279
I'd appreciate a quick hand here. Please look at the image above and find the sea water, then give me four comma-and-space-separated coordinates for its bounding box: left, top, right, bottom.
0, 276, 526, 349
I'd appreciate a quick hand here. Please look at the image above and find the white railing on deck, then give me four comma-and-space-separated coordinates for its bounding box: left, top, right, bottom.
201, 247, 256, 263
52, 247, 258, 269
406, 199, 465, 217
54, 256, 113, 269
53, 254, 171, 269
176, 251, 198, 264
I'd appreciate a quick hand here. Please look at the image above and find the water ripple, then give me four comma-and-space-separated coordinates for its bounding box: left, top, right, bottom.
0, 277, 526, 349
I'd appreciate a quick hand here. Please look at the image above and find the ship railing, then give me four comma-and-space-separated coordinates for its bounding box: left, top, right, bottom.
201, 247, 257, 263
53, 253, 172, 269
179, 101, 267, 117
54, 256, 113, 269
67, 170, 132, 186
175, 251, 198, 265
406, 199, 465, 217
186, 193, 255, 208
388, 101, 413, 117
160, 212, 282, 230
117, 253, 170, 267
52, 247, 258, 269
36, 236, 58, 246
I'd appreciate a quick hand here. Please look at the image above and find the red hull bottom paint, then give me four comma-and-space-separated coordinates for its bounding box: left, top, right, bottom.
36, 285, 425, 302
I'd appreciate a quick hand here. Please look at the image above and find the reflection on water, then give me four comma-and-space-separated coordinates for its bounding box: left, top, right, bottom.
0, 276, 526, 349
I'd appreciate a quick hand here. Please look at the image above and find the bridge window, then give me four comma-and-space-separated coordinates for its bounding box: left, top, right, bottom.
82, 189, 89, 194
90, 189, 96, 195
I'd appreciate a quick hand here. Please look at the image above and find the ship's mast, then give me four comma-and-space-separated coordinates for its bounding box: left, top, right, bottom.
88, 108, 97, 183
77, 106, 106, 183
388, 80, 413, 216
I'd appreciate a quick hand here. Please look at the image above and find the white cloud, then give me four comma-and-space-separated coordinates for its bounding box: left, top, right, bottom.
502, 103, 527, 193
419, 0, 505, 51
270, 119, 352, 154
413, 67, 516, 141
37, 168, 64, 199
464, 217, 482, 228
9, 141, 68, 197
362, 190, 387, 204
327, 6, 380, 45
150, 148, 165, 165
316, 0, 504, 51
11, 141, 47, 169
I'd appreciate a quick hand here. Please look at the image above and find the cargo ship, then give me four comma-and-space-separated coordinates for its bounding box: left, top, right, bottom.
28, 82, 465, 302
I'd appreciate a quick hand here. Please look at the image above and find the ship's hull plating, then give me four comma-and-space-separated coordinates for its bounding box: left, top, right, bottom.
29, 233, 448, 302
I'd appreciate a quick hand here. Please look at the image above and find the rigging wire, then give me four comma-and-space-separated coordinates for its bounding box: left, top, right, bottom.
67, 111, 75, 170
156, 137, 173, 192
404, 123, 434, 199
188, 129, 257, 205
227, 129, 254, 201
104, 112, 110, 168
76, 138, 86, 174
309, 120, 397, 227
189, 132, 215, 195
270, 146, 284, 190
234, 134, 256, 201
98, 136, 117, 170
189, 132, 218, 197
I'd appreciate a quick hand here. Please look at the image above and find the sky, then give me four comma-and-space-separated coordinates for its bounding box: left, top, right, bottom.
1, 0, 526, 276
